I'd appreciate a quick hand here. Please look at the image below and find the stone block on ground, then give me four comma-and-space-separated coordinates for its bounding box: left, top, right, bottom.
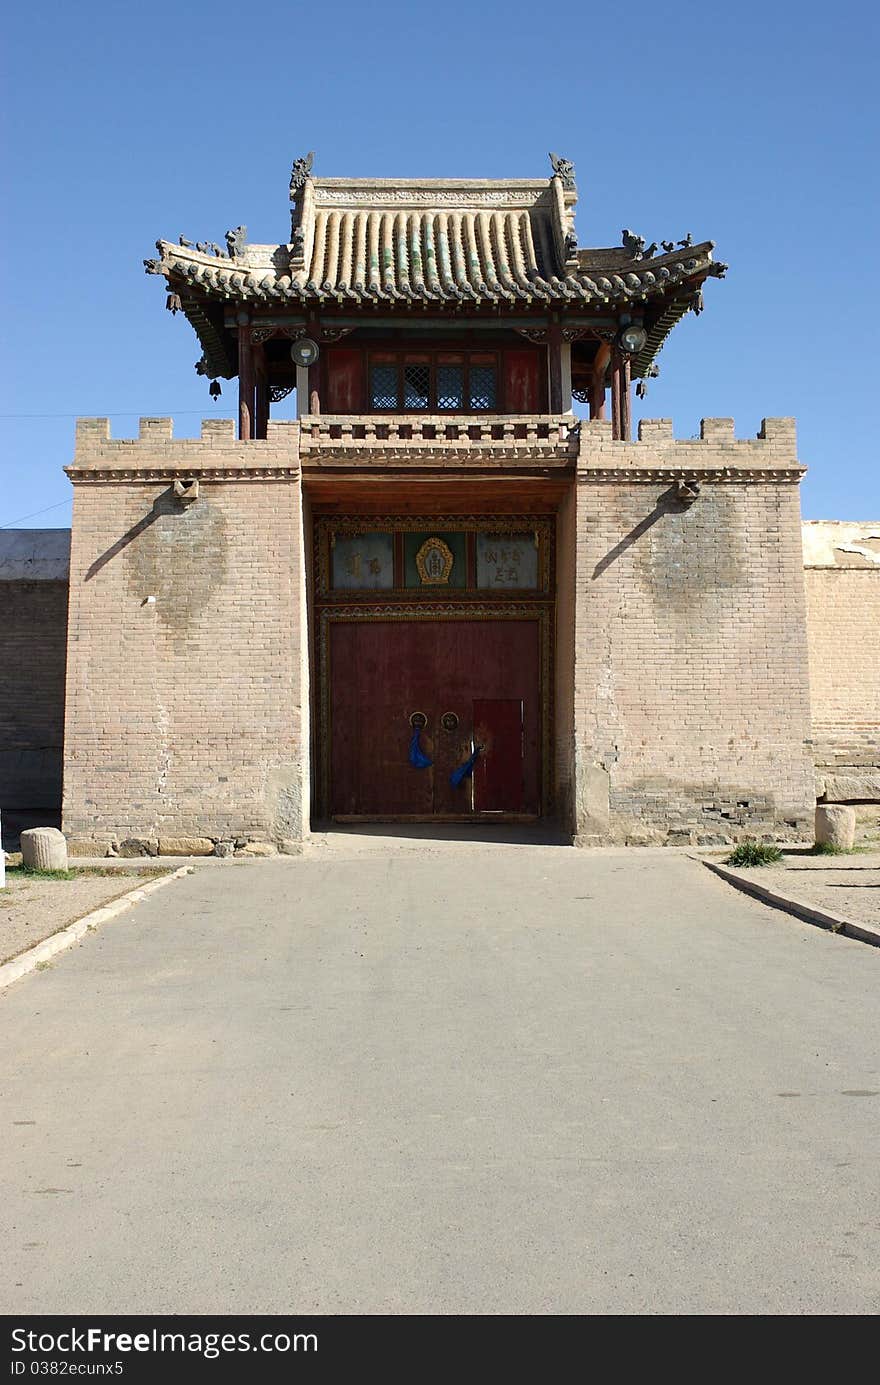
821, 774, 880, 803
117, 837, 158, 858
20, 827, 69, 871
213, 841, 235, 858
815, 805, 856, 851
235, 841, 277, 857
65, 837, 112, 858
158, 837, 214, 857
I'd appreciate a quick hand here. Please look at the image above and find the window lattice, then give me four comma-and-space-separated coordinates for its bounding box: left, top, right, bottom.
370, 364, 399, 409
403, 364, 430, 409
436, 365, 464, 410
469, 366, 497, 410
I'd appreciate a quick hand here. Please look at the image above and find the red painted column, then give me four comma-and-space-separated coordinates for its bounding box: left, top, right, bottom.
548, 323, 563, 414
237, 322, 254, 441
254, 342, 269, 440
590, 343, 610, 420
610, 352, 622, 440
620, 355, 632, 442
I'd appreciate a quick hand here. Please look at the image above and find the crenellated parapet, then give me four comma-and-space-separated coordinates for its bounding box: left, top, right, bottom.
67, 417, 301, 482
66, 413, 804, 484
577, 416, 803, 482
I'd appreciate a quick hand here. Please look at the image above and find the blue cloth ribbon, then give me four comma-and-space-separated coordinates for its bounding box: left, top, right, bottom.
408, 729, 432, 769
450, 745, 481, 787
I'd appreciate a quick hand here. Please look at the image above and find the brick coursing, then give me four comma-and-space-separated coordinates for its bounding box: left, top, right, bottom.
62, 420, 309, 845
804, 568, 880, 776
566, 418, 815, 843
60, 412, 817, 845
0, 580, 69, 809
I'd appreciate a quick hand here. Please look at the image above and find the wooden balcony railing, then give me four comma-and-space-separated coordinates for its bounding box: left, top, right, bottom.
297, 414, 580, 462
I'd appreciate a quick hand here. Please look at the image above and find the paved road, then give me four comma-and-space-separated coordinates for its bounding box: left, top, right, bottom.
2, 839, 879, 1315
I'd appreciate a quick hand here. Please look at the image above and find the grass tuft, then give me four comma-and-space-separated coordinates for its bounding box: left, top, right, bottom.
5, 864, 167, 882
726, 841, 784, 868
7, 865, 78, 881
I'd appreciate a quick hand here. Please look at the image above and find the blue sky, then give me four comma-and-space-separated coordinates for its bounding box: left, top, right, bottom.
2, 0, 878, 526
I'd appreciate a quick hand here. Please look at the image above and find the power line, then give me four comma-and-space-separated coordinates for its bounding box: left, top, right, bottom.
0, 410, 221, 420
0, 499, 72, 530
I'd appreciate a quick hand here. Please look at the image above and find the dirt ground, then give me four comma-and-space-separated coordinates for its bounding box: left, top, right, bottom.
0, 870, 168, 964
725, 851, 880, 930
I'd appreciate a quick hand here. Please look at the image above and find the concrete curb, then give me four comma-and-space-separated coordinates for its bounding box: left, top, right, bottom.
698, 857, 880, 948
0, 866, 194, 991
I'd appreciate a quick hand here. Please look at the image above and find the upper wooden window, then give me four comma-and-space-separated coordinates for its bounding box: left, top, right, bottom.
368, 351, 499, 412
323, 343, 544, 414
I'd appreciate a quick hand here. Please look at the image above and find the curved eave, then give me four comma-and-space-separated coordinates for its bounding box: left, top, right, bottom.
181, 295, 235, 380
633, 262, 726, 378
146, 238, 725, 313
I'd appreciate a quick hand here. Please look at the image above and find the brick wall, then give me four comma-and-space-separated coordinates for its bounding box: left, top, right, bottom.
62, 412, 819, 846
63, 418, 309, 849
802, 523, 880, 802
0, 578, 69, 809
553, 486, 576, 829
569, 417, 815, 843
805, 571, 880, 745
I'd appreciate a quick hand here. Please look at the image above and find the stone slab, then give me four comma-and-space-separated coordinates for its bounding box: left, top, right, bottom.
822, 774, 880, 803
158, 837, 214, 857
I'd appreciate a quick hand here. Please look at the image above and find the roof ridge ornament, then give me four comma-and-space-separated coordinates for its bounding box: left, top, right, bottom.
548, 152, 576, 189
289, 151, 315, 198
224, 226, 247, 259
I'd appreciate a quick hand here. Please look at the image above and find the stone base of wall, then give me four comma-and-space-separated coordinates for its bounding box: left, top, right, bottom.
574, 785, 812, 848
63, 831, 298, 859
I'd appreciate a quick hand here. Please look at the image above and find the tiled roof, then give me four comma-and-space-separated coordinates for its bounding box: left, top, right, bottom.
150, 229, 720, 310
147, 172, 723, 309
145, 165, 725, 378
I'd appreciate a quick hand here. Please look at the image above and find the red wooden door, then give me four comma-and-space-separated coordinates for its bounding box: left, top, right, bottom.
324, 347, 364, 412
473, 699, 525, 812
328, 620, 540, 817
503, 348, 542, 413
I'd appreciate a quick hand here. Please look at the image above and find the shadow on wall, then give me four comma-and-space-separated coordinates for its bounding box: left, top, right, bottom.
592, 499, 669, 580
591, 484, 745, 600
85, 501, 168, 581
85, 490, 228, 633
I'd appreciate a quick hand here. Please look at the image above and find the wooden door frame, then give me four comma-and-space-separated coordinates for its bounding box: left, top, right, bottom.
316, 604, 554, 821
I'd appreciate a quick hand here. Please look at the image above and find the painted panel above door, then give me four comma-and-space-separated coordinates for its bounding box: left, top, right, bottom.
403, 532, 467, 589
331, 533, 394, 590
476, 533, 538, 590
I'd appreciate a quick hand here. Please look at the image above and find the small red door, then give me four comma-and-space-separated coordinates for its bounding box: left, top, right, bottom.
473, 699, 525, 812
